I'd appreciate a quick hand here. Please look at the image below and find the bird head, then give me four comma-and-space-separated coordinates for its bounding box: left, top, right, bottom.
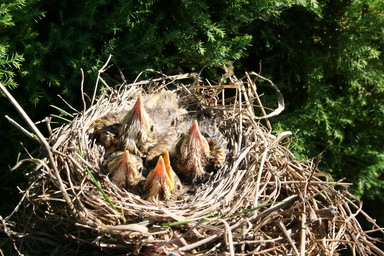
119, 94, 157, 154
107, 150, 141, 185
180, 120, 211, 161
144, 155, 174, 200
177, 120, 211, 181
124, 94, 155, 135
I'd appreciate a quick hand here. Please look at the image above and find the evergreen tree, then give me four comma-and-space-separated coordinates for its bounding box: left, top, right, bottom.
240, 0, 384, 199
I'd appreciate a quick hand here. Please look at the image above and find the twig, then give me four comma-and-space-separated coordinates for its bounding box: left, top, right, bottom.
248, 71, 285, 120
92, 54, 112, 106
277, 220, 299, 256
0, 83, 80, 220
80, 68, 86, 112
219, 219, 235, 256
5, 115, 39, 142
57, 94, 79, 113
246, 71, 271, 130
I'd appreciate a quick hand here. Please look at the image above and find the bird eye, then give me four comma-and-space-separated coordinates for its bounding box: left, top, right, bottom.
150, 125, 154, 132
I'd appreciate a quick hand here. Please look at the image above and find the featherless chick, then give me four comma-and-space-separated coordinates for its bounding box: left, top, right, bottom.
91, 112, 122, 155
175, 119, 227, 183
106, 150, 145, 194
144, 90, 188, 166
118, 94, 157, 157
143, 151, 182, 201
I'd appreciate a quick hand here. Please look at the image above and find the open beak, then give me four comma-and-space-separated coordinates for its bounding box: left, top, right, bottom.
130, 94, 150, 130
182, 120, 210, 155
163, 151, 174, 191
147, 156, 172, 190
108, 150, 138, 178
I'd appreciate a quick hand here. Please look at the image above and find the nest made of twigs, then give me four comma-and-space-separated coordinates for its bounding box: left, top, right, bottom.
2, 65, 383, 255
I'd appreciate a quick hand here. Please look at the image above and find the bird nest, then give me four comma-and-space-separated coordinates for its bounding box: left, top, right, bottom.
2, 64, 383, 255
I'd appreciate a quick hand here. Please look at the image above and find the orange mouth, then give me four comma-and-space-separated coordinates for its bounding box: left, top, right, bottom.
148, 156, 172, 189
163, 151, 174, 191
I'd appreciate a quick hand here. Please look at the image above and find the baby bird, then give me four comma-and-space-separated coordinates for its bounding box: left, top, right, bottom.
144, 90, 188, 166
176, 119, 227, 183
176, 120, 211, 182
143, 151, 182, 201
106, 150, 144, 193
91, 112, 121, 154
118, 94, 157, 157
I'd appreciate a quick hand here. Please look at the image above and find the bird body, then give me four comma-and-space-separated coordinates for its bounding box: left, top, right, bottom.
145, 90, 187, 133
92, 91, 187, 160
91, 112, 122, 154
144, 90, 188, 165
145, 128, 178, 167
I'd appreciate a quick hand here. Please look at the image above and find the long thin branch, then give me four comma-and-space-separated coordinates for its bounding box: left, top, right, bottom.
0, 83, 79, 219
5, 115, 39, 143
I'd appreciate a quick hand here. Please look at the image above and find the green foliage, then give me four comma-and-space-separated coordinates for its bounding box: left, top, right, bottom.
0, 0, 42, 147
0, 1, 43, 89
244, 0, 384, 199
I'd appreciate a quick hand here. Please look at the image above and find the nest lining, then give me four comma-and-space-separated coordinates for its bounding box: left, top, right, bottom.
2, 68, 383, 255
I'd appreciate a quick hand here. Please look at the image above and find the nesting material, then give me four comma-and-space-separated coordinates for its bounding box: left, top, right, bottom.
2, 67, 383, 255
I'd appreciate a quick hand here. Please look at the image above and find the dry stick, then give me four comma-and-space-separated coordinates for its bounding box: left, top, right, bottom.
270, 181, 352, 186
343, 192, 384, 235
180, 195, 300, 253
5, 115, 39, 142
91, 54, 112, 106
238, 81, 243, 153
0, 83, 80, 220
245, 71, 272, 131
240, 78, 255, 120
188, 65, 206, 89
131, 72, 196, 87
251, 195, 300, 222
252, 136, 269, 210
300, 166, 315, 256
248, 71, 285, 120
45, 117, 53, 137
300, 209, 307, 256
80, 68, 86, 112
219, 219, 235, 256
4, 169, 43, 222
57, 94, 78, 113
270, 131, 292, 148
277, 220, 300, 256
